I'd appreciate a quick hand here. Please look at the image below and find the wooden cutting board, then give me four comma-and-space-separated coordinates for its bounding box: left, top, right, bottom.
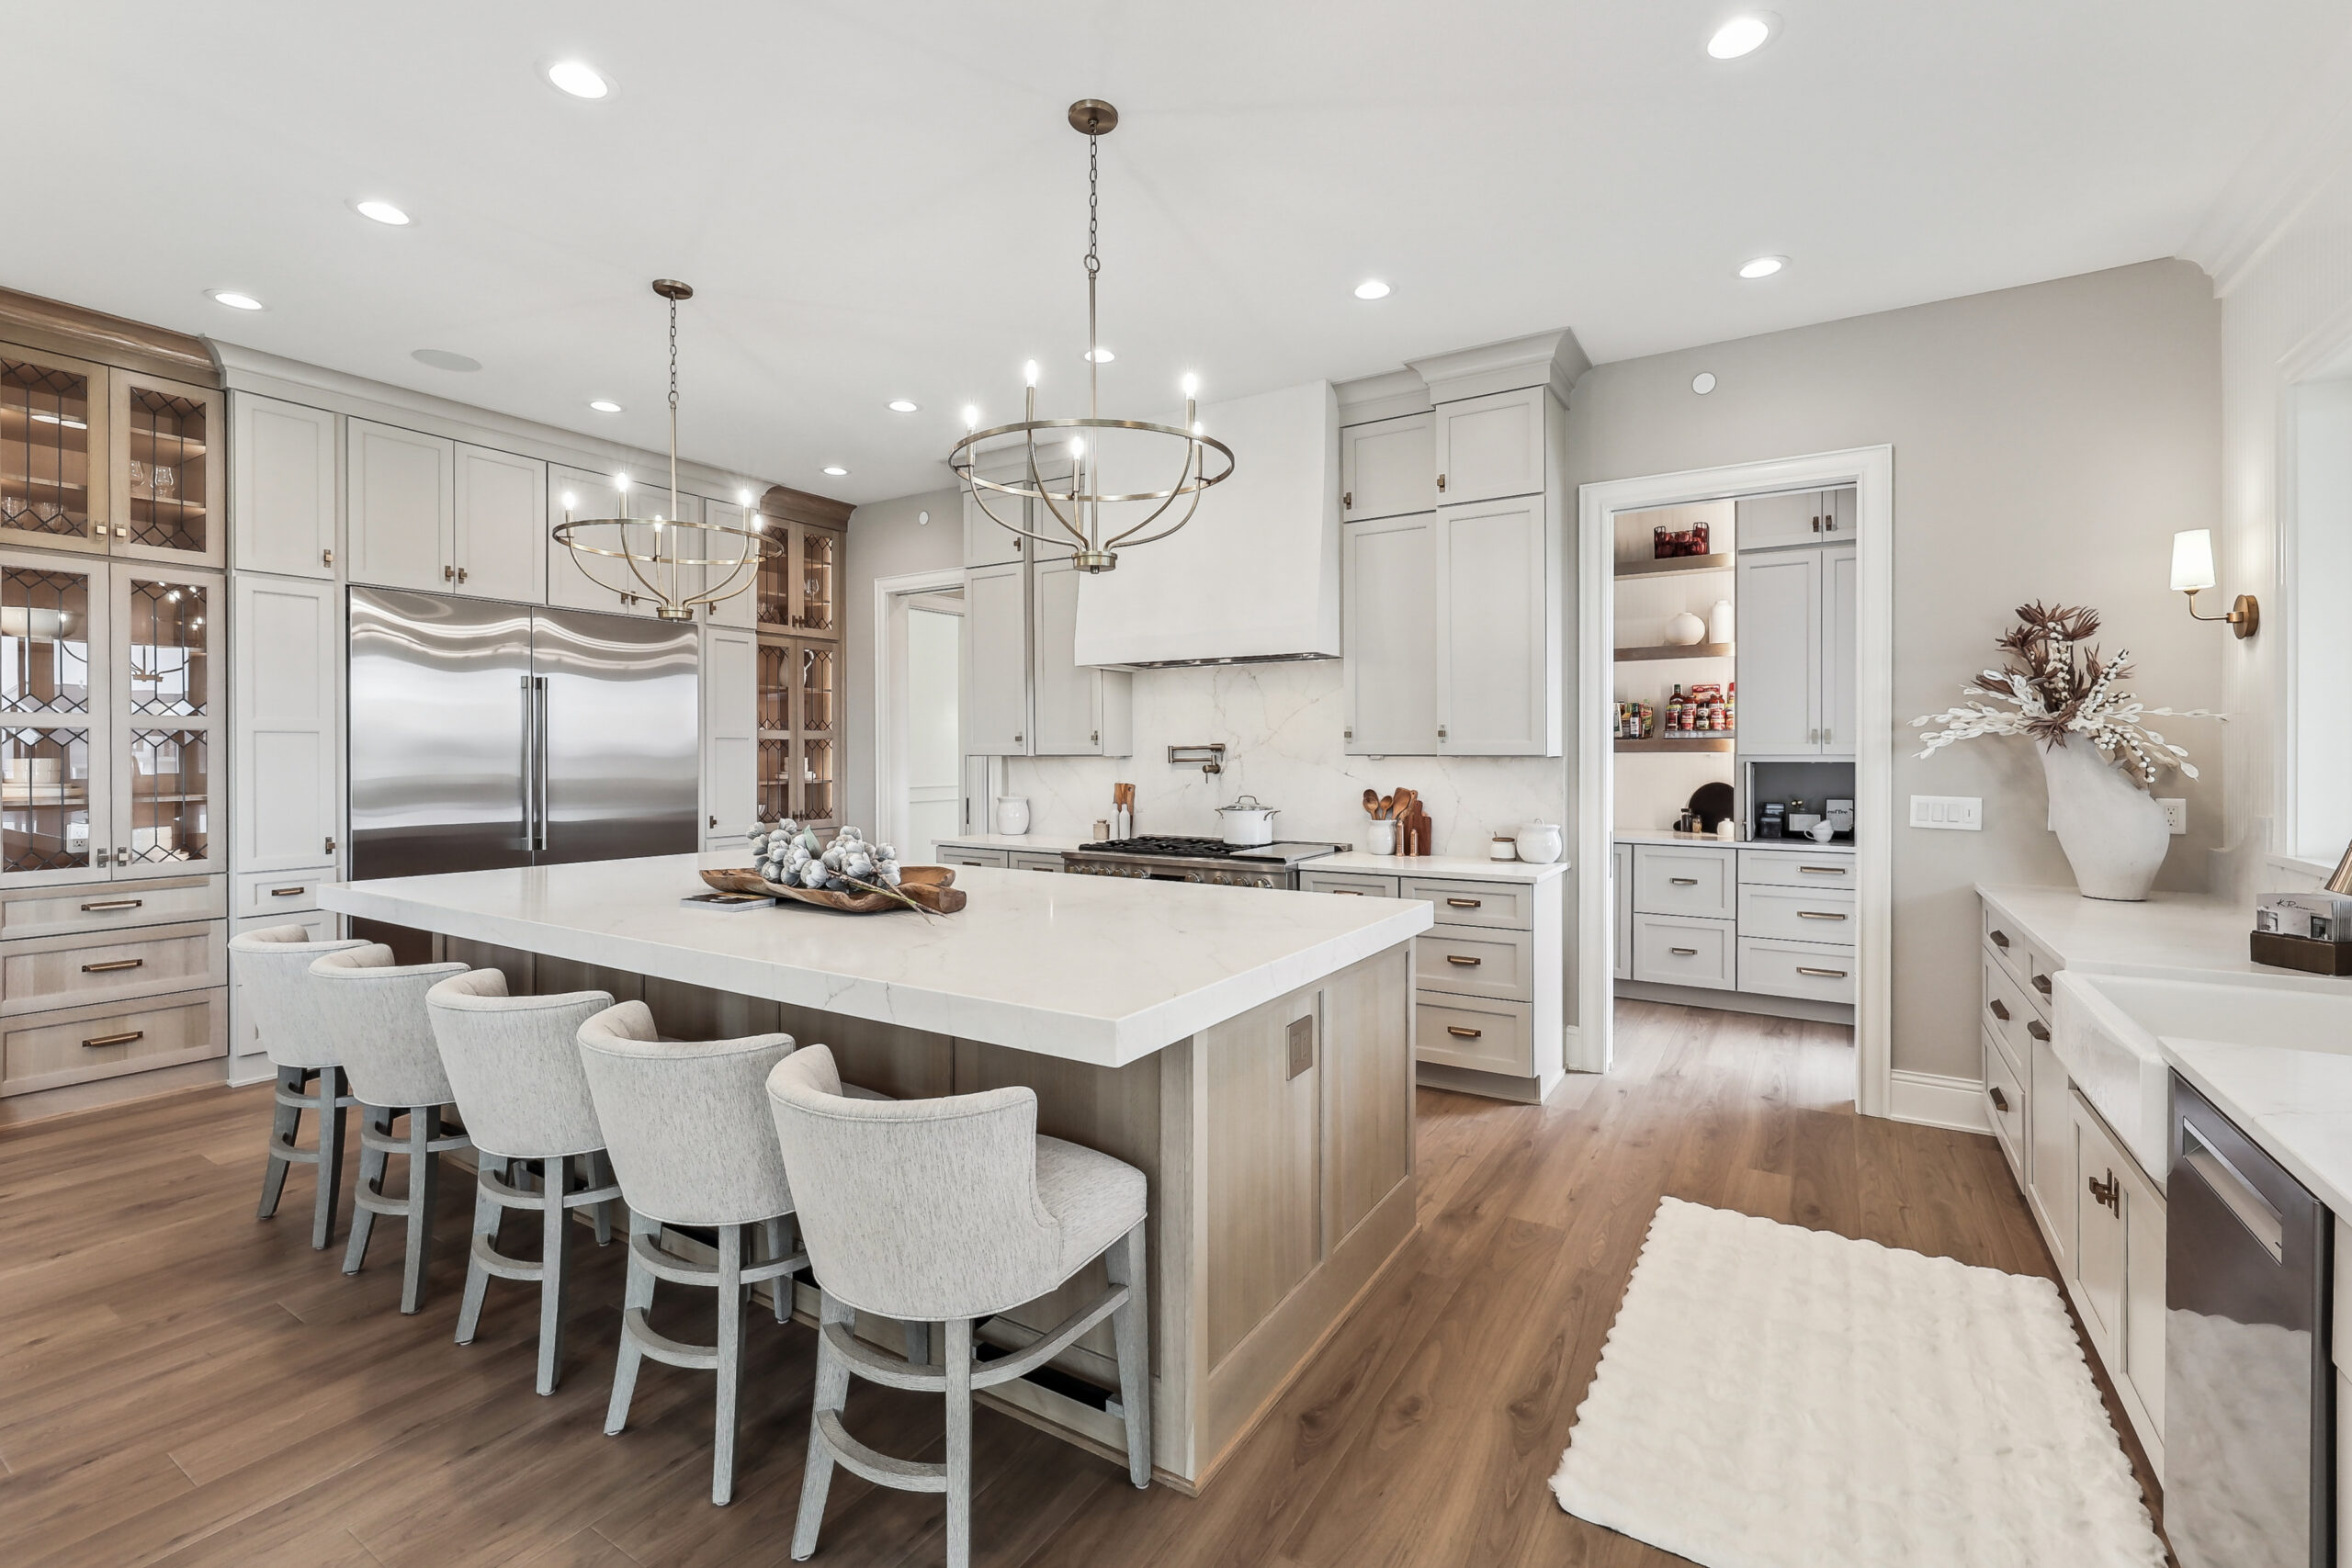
1399, 806, 1434, 857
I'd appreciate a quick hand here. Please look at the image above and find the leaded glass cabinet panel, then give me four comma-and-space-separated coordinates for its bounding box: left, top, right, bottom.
0, 551, 109, 883
0, 345, 109, 557
109, 371, 224, 566
111, 569, 216, 877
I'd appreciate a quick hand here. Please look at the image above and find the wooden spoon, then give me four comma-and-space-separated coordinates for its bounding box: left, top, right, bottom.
1377, 793, 1395, 819
1363, 787, 1379, 818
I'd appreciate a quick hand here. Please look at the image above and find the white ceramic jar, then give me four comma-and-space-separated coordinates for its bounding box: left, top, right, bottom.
1515, 821, 1564, 864
996, 796, 1031, 836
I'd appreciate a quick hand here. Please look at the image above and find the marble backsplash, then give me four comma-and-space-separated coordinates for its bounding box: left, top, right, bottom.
999, 660, 1566, 856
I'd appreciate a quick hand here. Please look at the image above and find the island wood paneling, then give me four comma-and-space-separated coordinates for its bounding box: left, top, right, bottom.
1205, 986, 1323, 1367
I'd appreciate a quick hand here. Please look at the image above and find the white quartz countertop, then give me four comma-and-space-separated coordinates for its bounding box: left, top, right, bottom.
1975, 884, 2262, 976
933, 833, 1085, 853
1616, 830, 1855, 854
323, 852, 1431, 1068
933, 836, 1566, 883
2165, 1037, 2352, 1217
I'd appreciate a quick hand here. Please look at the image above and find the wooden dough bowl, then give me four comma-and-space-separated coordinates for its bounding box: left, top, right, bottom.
700, 864, 967, 915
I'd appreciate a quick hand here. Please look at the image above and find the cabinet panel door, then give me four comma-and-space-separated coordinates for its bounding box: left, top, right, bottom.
2117, 1151, 2165, 1441
700, 498, 757, 629
230, 394, 336, 579
1611, 842, 1632, 980
1030, 558, 1100, 755
1340, 413, 1434, 522
1341, 513, 1436, 755
111, 567, 220, 881
2069, 1094, 2127, 1365
1820, 485, 1857, 541
1435, 498, 1546, 755
964, 491, 1025, 568
111, 371, 224, 567
702, 626, 756, 839
452, 445, 546, 604
1431, 388, 1545, 504
1731, 490, 1825, 552
0, 551, 112, 886
2027, 1030, 2072, 1262
962, 561, 1029, 755
1733, 549, 1820, 754
345, 420, 452, 592
232, 573, 339, 873
547, 467, 648, 617
1821, 543, 1859, 756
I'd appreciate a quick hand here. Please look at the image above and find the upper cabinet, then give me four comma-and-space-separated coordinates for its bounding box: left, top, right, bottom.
1031, 558, 1131, 756
1735, 542, 1857, 758
1340, 412, 1434, 522
962, 560, 1029, 756
752, 517, 841, 637
1433, 387, 1551, 505
965, 490, 1024, 568
346, 419, 453, 592
547, 465, 650, 617
110, 371, 223, 567
1434, 497, 1553, 755
0, 345, 108, 557
700, 497, 756, 630
452, 444, 547, 604
230, 394, 337, 579
1734, 487, 1855, 552
3, 345, 222, 568
1342, 512, 1437, 754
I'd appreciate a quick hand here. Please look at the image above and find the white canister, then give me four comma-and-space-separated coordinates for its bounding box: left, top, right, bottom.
1515, 821, 1564, 864
1489, 834, 1520, 862
996, 796, 1031, 836
1708, 597, 1735, 645
1365, 818, 1398, 856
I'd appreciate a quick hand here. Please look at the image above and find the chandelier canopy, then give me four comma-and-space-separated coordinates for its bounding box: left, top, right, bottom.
948, 100, 1235, 574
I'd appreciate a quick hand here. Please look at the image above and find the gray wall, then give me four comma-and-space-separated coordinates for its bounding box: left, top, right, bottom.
842, 486, 963, 836
1567, 258, 2223, 1080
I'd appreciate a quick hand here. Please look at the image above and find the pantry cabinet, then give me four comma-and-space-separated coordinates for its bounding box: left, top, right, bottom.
1340, 412, 1434, 522
1432, 387, 1549, 504
1735, 543, 1855, 758
1435, 497, 1552, 755
229, 394, 337, 580
229, 573, 340, 875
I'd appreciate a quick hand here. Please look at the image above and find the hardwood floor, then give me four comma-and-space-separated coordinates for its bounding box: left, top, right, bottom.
0, 1000, 2161, 1566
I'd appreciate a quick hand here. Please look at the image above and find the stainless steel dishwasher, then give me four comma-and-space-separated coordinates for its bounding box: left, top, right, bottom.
2165, 1073, 2330, 1568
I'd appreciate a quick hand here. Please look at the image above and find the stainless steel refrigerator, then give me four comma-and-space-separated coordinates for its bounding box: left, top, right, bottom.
347, 588, 699, 881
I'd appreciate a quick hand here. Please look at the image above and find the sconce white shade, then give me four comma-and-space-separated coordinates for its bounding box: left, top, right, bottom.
2170, 528, 2217, 592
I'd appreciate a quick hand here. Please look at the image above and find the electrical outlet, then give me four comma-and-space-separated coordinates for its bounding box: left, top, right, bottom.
1909, 795, 1983, 831
2158, 797, 2188, 835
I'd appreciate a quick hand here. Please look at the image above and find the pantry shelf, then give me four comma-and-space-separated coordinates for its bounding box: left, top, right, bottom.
1614, 554, 1733, 580
1615, 642, 1734, 662
1615, 735, 1736, 754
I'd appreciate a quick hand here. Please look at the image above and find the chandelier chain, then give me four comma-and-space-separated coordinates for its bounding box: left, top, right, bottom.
667, 297, 680, 414
1085, 133, 1101, 278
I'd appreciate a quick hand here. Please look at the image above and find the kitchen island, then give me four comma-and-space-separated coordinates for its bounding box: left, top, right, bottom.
322, 851, 1430, 1493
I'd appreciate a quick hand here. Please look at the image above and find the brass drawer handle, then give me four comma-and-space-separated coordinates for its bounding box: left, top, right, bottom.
1332, 889, 1364, 896
1989, 1085, 2010, 1112
1988, 929, 2010, 949
82, 958, 144, 973
1445, 897, 1482, 908
2026, 1021, 2051, 1042
1669, 946, 1699, 956
269, 886, 308, 897
1446, 1025, 1483, 1040
1989, 998, 2010, 1021
1799, 866, 1846, 875
2032, 974, 2052, 996
1796, 910, 1848, 920
82, 1030, 144, 1049
80, 898, 143, 911
1796, 966, 1849, 978
1444, 953, 1483, 966
1669, 876, 1699, 886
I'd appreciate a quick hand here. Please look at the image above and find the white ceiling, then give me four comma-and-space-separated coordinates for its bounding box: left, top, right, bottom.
7, 1, 2343, 502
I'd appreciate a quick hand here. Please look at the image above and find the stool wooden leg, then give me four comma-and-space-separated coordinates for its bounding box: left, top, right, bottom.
944, 1316, 974, 1568
400, 1108, 440, 1314
311, 1067, 347, 1250
537, 1156, 570, 1396
712, 1223, 743, 1505
344, 1105, 395, 1276
1107, 1220, 1151, 1488
903, 1319, 931, 1370
791, 1290, 854, 1561
585, 1153, 615, 1246
256, 1066, 303, 1219
763, 1214, 794, 1323
605, 1208, 659, 1436
455, 1166, 500, 1346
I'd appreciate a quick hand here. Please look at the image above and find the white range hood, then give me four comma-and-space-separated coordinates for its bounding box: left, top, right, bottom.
1072, 380, 1340, 668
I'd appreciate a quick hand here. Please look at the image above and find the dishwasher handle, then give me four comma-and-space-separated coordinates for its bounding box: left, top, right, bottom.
2180, 1119, 2286, 1263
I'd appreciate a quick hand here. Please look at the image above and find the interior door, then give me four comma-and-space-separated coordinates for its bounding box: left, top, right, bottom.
534, 607, 698, 864
1733, 549, 1821, 755
903, 601, 962, 860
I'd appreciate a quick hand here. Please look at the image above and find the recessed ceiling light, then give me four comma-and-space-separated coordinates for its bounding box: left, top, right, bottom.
588, 400, 623, 413
887, 399, 920, 413
1692, 372, 1718, 395
355, 199, 411, 226
1354, 279, 1392, 300
1707, 15, 1775, 59
821, 465, 849, 477
412, 348, 481, 373
1737, 254, 1786, 279
208, 290, 264, 311
1083, 347, 1115, 364
546, 60, 610, 99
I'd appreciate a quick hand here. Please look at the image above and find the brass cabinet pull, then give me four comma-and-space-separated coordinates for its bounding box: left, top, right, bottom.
1799, 866, 1846, 875
1796, 966, 1849, 978
1669, 946, 1699, 956
82, 1030, 145, 1049
1669, 876, 1699, 886
269, 886, 306, 897
1446, 1025, 1483, 1040
1988, 929, 2010, 949
82, 958, 144, 973
444, 564, 455, 581
1445, 897, 1482, 908
1332, 889, 1364, 896
1796, 909, 1848, 920
322, 547, 334, 567
1989, 998, 2010, 1021
1989, 1086, 2009, 1112
1342, 490, 1352, 510
1444, 953, 1482, 966
457, 567, 469, 584
1437, 473, 1447, 492
80, 898, 142, 911
2026, 1020, 2051, 1042
2032, 974, 2052, 996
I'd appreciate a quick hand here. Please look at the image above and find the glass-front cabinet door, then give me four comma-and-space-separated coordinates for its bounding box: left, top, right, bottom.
0, 553, 108, 883
110, 373, 224, 567
110, 569, 214, 877
795, 525, 839, 635
0, 346, 109, 557
796, 637, 837, 826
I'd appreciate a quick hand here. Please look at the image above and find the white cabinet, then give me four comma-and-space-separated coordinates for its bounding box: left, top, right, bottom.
345, 419, 453, 592
1340, 412, 1434, 522
1432, 387, 1548, 504
1342, 513, 1436, 754
701, 625, 756, 839
451, 445, 547, 604
231, 573, 340, 874
1435, 498, 1551, 755
1821, 545, 1859, 757
1611, 843, 1632, 981
2069, 1091, 2166, 1467
1029, 558, 1130, 756
1734, 486, 1854, 552
547, 465, 650, 617
964, 491, 1025, 569
231, 394, 337, 580
962, 561, 1028, 755
701, 497, 756, 629
1735, 544, 1853, 758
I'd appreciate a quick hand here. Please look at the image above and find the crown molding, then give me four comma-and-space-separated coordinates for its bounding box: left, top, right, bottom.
1407, 327, 1589, 406
0, 285, 215, 384
2182, 29, 2352, 297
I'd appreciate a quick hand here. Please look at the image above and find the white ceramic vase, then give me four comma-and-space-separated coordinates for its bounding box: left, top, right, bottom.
2039, 737, 2169, 901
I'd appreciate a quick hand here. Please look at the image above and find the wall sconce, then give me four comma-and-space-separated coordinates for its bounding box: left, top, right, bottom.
2170, 528, 2257, 638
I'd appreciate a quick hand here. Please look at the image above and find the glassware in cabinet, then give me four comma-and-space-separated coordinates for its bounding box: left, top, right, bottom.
111, 373, 221, 564
0, 554, 107, 881
0, 347, 107, 553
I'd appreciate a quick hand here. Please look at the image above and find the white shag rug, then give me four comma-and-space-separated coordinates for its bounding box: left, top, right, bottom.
1550, 1198, 2167, 1568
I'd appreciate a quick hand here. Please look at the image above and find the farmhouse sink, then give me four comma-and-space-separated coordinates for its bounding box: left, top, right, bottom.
2052, 969, 2352, 1182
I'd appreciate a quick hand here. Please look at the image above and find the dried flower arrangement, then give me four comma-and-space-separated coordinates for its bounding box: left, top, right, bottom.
1910, 602, 2222, 784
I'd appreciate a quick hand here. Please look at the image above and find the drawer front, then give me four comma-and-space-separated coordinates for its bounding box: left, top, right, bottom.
1300, 871, 1399, 898
1737, 850, 1857, 889
1, 920, 227, 1017
1981, 948, 2031, 1077
1736, 884, 1857, 942
1, 987, 226, 1097
1415, 923, 1534, 1003
1983, 1025, 2026, 1180
1631, 846, 1735, 919
1736, 937, 1857, 1003
1980, 903, 2030, 986
1631, 913, 1736, 989
1415, 992, 1534, 1077
1397, 875, 1532, 931
1008, 852, 1064, 873
234, 870, 329, 919
936, 847, 1010, 869
0, 876, 226, 941
2021, 941, 2061, 1016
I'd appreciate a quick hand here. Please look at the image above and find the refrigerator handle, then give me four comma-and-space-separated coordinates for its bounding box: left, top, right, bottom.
533, 674, 551, 852
520, 674, 538, 851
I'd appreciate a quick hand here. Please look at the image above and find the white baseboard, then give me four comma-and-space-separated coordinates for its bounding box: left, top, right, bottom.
1889, 1068, 1989, 1134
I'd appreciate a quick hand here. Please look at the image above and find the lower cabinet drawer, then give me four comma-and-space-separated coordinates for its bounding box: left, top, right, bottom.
1008, 852, 1064, 873
1630, 914, 1736, 989
1, 919, 227, 1016
1736, 937, 1857, 1003
1399, 875, 1533, 931
1736, 883, 1858, 942
1631, 845, 1736, 919
233, 869, 332, 919
936, 847, 1010, 869
0, 987, 227, 1097
1984, 1025, 2026, 1181
0, 874, 226, 941
1415, 922, 1535, 1003
1299, 871, 1399, 898
1415, 992, 1533, 1077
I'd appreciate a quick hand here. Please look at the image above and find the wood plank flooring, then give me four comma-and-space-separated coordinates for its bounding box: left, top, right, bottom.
0, 1001, 2164, 1566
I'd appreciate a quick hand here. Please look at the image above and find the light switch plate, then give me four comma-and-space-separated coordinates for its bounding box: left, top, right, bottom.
1909, 795, 1983, 831
2158, 797, 2188, 835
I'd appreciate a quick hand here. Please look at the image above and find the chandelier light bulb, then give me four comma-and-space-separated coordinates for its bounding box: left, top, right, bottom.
1023, 360, 1039, 389
615, 474, 630, 491
737, 489, 752, 506
561, 492, 578, 512
1069, 438, 1086, 458
1182, 373, 1199, 398
963, 404, 979, 429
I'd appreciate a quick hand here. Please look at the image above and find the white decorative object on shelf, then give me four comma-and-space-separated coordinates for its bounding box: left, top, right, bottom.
1665, 611, 1706, 646
1365, 818, 1398, 856
996, 796, 1031, 836
1708, 598, 1735, 645
1516, 821, 1565, 864
2039, 738, 2171, 900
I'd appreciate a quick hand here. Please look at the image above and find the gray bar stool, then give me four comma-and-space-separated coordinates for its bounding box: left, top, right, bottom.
766, 1043, 1150, 1568
232, 925, 373, 1248
309, 944, 472, 1314
426, 969, 622, 1395
576, 999, 811, 1506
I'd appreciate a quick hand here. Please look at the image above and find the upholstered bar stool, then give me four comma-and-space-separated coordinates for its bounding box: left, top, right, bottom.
575, 999, 810, 1506
309, 945, 472, 1314
426, 969, 622, 1394
766, 1044, 1150, 1568
232, 926, 374, 1248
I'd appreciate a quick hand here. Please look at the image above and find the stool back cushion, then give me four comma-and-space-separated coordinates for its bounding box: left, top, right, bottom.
229, 928, 374, 1070
307, 945, 469, 1109
427, 969, 612, 1160
575, 1000, 797, 1228
766, 1044, 1063, 1322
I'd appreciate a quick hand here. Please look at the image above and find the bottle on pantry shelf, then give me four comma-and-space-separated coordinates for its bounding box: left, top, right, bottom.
1665, 685, 1683, 732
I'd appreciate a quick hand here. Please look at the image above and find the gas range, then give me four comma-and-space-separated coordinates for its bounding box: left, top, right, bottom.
1061, 836, 1346, 890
